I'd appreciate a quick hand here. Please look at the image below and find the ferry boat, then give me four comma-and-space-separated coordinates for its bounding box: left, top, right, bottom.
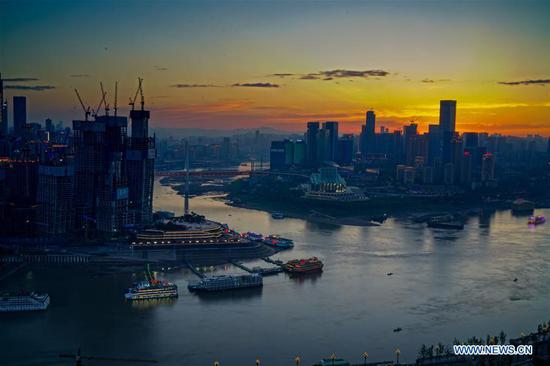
271, 212, 284, 219
131, 212, 252, 249
0, 292, 50, 312
187, 274, 263, 292
528, 215, 546, 225
284, 257, 324, 273
125, 267, 178, 301
262, 235, 294, 249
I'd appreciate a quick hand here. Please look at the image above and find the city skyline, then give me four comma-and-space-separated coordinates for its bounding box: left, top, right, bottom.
1, 0, 549, 136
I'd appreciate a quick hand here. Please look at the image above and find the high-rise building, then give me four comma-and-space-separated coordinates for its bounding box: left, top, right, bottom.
293, 140, 306, 166
73, 114, 129, 235
439, 100, 457, 164
127, 106, 155, 226
337, 135, 354, 165
322, 121, 339, 161
36, 162, 75, 235
306, 121, 320, 165
403, 123, 418, 165
13, 96, 27, 135
481, 152, 495, 182
270, 140, 285, 170
360, 110, 376, 157
0, 74, 7, 136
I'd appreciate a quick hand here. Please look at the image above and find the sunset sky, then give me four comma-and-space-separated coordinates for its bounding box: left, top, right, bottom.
1, 0, 549, 135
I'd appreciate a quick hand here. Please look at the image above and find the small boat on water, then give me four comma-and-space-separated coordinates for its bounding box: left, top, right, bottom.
284, 257, 323, 273
262, 235, 294, 249
512, 198, 535, 213
0, 292, 50, 312
528, 215, 545, 225
271, 212, 284, 219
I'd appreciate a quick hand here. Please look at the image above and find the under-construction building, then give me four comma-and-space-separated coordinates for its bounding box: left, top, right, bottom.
73, 115, 129, 235
127, 107, 155, 226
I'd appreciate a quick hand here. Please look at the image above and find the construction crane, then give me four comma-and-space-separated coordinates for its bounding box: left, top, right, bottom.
59, 348, 158, 366
100, 82, 110, 116
113, 81, 118, 117
74, 89, 91, 121
129, 77, 144, 110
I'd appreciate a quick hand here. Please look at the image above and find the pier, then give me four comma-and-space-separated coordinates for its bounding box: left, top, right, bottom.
229, 260, 283, 276
0, 254, 90, 265
261, 257, 285, 267
184, 258, 205, 278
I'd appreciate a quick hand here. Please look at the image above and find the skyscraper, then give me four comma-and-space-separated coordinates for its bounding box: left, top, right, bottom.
360, 110, 376, 157
306, 121, 319, 165
0, 74, 7, 135
322, 121, 339, 161
440, 100, 457, 163
439, 100, 456, 133
13, 96, 27, 135
128, 103, 155, 226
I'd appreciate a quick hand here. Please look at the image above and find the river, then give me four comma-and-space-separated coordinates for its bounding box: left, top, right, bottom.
2, 180, 550, 365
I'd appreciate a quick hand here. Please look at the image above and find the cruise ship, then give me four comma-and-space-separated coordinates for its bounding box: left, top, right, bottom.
131, 212, 252, 249
0, 292, 50, 312
187, 273, 263, 292
284, 257, 324, 273
125, 265, 178, 301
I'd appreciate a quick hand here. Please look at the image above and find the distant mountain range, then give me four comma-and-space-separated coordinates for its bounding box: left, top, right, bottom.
151, 126, 300, 138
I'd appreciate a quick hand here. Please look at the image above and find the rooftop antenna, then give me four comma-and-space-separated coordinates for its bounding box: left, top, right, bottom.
74, 89, 91, 121
113, 81, 118, 117
129, 77, 143, 111
184, 140, 190, 216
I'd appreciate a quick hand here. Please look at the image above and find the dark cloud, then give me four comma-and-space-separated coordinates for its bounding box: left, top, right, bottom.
5, 85, 56, 91
70, 74, 90, 78
293, 69, 390, 81
171, 83, 220, 88
497, 79, 550, 86
154, 66, 168, 71
320, 69, 390, 78
421, 78, 450, 83
232, 82, 279, 88
299, 74, 320, 80
270, 73, 294, 78
2, 77, 39, 82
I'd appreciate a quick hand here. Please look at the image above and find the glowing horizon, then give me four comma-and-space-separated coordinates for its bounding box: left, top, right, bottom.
1, 0, 549, 136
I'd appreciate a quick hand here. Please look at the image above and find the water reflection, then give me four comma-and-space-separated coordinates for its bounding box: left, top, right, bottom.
194, 287, 263, 302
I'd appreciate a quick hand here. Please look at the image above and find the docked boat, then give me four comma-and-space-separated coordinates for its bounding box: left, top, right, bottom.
125, 267, 178, 301
188, 274, 263, 292
271, 212, 284, 219
528, 215, 546, 225
512, 198, 535, 213
262, 235, 294, 249
284, 257, 324, 273
0, 292, 50, 312
245, 232, 264, 242
131, 212, 252, 249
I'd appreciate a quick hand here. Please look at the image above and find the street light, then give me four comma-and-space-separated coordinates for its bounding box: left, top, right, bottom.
395, 349, 401, 365
330, 353, 336, 366
295, 356, 301, 366
256, 358, 260, 366
213, 361, 220, 366
362, 352, 369, 366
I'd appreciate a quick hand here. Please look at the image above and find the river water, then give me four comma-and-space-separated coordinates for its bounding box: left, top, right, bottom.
2, 180, 550, 365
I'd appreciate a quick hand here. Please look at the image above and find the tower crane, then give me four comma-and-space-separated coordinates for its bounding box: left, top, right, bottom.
74, 89, 91, 121
129, 77, 143, 111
